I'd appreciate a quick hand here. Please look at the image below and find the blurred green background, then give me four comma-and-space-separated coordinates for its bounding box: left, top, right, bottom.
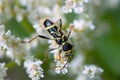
92, 5, 120, 80
93, 6, 120, 80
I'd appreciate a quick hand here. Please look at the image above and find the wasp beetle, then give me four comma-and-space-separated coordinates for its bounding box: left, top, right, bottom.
22, 19, 74, 69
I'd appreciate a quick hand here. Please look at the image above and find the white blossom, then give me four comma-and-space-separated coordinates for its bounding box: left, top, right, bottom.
82, 65, 104, 80
0, 63, 7, 80
33, 22, 48, 36
62, 0, 88, 14
62, 0, 73, 13
54, 51, 69, 74
4, 30, 25, 65
72, 18, 95, 31
55, 60, 68, 74
24, 57, 44, 80
0, 24, 25, 65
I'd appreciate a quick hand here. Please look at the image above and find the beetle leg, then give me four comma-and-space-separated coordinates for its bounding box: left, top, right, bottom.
21, 35, 52, 43
67, 25, 74, 39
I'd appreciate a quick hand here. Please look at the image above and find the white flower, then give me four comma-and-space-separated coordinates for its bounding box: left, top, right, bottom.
73, 2, 84, 14
54, 51, 68, 74
72, 18, 95, 31
0, 63, 7, 80
19, 0, 28, 6
55, 60, 68, 74
19, 0, 66, 24
82, 65, 104, 79
33, 20, 50, 37
4, 30, 25, 65
24, 57, 44, 80
0, 26, 25, 65
33, 23, 42, 34
62, 0, 88, 14
62, 0, 73, 13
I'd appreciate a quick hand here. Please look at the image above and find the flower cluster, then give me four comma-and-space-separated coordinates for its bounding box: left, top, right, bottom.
0, 24, 44, 80
62, 0, 88, 14
24, 56, 44, 80
72, 18, 95, 31
82, 65, 104, 80
19, 0, 66, 24
70, 55, 104, 80
55, 60, 68, 74
0, 24, 25, 65
54, 52, 68, 74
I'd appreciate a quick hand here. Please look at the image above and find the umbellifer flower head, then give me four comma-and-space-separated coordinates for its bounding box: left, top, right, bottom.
54, 51, 69, 74
4, 30, 25, 65
24, 57, 44, 80
0, 24, 25, 65
62, 0, 88, 14
82, 65, 104, 79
